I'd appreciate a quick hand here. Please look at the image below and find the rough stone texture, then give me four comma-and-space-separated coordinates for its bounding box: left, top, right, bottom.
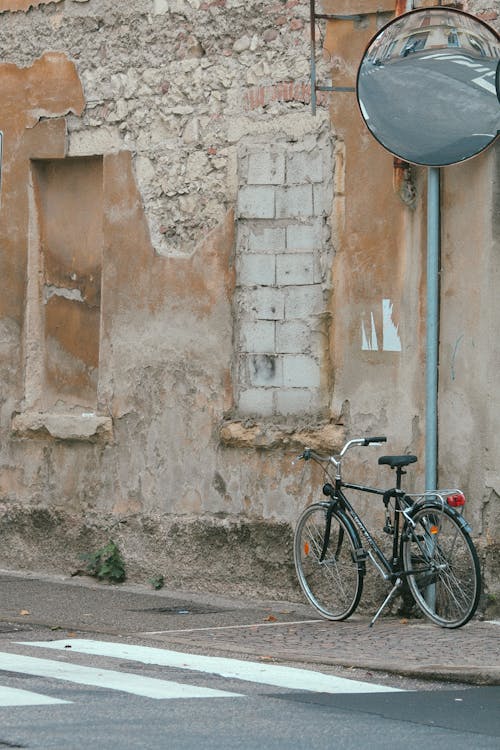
0, 506, 299, 601
219, 419, 344, 452
11, 412, 113, 441
0, 0, 497, 608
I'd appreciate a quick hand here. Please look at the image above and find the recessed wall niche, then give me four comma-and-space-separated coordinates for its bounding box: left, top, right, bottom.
29, 156, 103, 412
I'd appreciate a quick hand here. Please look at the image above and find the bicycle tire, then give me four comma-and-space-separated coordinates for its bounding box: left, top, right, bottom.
401, 502, 481, 628
294, 503, 363, 620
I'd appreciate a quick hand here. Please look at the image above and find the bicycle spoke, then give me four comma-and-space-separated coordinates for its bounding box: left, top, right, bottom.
294, 504, 363, 620
402, 505, 481, 628
303, 518, 354, 606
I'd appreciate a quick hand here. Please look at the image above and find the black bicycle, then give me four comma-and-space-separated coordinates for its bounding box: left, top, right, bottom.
293, 436, 481, 628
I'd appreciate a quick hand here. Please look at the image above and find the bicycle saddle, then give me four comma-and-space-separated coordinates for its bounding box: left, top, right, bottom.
378, 454, 417, 468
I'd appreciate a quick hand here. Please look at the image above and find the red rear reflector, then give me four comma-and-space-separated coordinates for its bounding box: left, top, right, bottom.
447, 492, 466, 507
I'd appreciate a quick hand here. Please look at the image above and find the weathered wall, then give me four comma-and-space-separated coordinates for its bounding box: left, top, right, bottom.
325, 0, 499, 610
324, 0, 500, 608
0, 0, 337, 600
0, 0, 498, 609
439, 147, 500, 600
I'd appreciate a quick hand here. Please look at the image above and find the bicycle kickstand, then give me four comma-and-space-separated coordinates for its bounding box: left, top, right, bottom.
369, 577, 403, 628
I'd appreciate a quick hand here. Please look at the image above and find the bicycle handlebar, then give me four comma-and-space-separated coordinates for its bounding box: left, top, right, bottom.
297, 436, 387, 464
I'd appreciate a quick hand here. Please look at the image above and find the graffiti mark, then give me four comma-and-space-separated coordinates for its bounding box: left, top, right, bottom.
451, 334, 464, 381
361, 299, 401, 352
382, 299, 402, 352
361, 312, 378, 351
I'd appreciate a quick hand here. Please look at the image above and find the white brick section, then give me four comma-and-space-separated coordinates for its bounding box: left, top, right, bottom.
247, 354, 283, 387
238, 388, 274, 417
275, 185, 313, 218
238, 186, 275, 219
238, 254, 276, 286
276, 253, 314, 286
284, 285, 324, 319
239, 320, 275, 353
248, 287, 285, 320
287, 150, 323, 184
283, 355, 321, 388
247, 150, 285, 185
235, 137, 334, 417
286, 220, 323, 251
248, 225, 286, 253
313, 252, 326, 284
276, 388, 314, 415
276, 320, 312, 354
313, 183, 332, 217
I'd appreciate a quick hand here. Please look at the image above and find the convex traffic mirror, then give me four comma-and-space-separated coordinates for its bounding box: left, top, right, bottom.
356, 7, 500, 166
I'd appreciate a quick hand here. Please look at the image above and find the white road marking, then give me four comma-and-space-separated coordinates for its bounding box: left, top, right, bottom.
420, 53, 483, 68
0, 652, 242, 700
0, 685, 70, 707
418, 52, 497, 97
141, 618, 322, 635
472, 76, 497, 94
22, 639, 404, 694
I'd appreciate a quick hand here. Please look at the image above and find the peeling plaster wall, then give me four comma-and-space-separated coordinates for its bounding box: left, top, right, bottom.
0, 0, 335, 600
0, 0, 498, 606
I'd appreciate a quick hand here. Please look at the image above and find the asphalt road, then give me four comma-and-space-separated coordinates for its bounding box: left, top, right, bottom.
357, 50, 499, 165
1, 572, 499, 748
0, 636, 499, 749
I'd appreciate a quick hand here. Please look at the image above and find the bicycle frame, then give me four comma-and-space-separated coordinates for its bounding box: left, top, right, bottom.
328, 480, 411, 583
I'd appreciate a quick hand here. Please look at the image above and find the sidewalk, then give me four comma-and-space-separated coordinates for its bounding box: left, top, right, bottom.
1, 569, 499, 686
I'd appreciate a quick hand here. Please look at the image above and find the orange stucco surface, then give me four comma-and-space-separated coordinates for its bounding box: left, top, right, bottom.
0, 53, 84, 325
0, 0, 60, 11
325, 11, 427, 475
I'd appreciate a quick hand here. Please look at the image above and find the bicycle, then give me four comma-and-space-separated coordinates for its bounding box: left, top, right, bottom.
293, 436, 481, 628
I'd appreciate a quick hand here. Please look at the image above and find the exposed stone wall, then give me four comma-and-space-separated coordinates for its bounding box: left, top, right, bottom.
0, 0, 329, 257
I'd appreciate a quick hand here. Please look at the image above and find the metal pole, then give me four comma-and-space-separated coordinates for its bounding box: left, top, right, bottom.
426, 167, 440, 492
310, 0, 317, 115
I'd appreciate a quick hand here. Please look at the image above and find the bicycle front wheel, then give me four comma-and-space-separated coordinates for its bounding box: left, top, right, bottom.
294, 503, 363, 620
402, 503, 481, 628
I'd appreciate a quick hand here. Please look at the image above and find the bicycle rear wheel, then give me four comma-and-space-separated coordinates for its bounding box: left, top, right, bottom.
294, 503, 363, 620
402, 503, 481, 628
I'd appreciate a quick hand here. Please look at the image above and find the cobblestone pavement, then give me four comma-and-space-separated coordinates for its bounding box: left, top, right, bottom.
144, 615, 500, 685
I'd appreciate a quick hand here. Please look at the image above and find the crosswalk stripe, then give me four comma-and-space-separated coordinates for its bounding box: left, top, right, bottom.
21, 639, 403, 694
0, 652, 242, 700
472, 75, 496, 94
0, 685, 70, 707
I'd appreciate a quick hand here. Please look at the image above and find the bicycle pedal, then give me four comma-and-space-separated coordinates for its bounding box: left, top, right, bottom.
383, 523, 394, 535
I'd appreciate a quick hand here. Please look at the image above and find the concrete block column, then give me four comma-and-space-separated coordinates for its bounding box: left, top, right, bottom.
235, 136, 334, 417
